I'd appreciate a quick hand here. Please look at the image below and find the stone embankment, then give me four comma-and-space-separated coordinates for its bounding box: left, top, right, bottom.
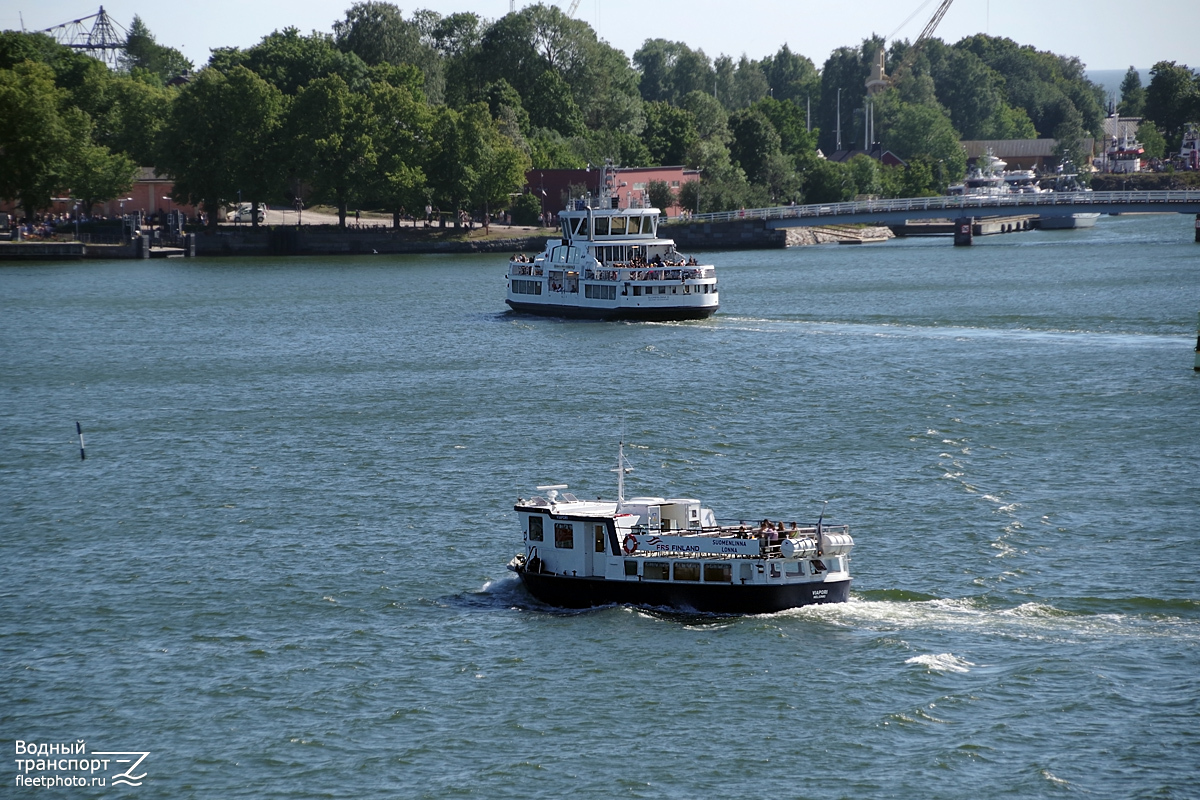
666, 218, 893, 249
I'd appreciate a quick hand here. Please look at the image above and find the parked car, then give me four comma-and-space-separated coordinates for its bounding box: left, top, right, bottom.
232, 203, 265, 223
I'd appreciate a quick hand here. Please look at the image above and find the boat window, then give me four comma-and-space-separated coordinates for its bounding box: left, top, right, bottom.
573, 218, 588, 237
609, 217, 627, 235
643, 562, 669, 581
554, 523, 574, 549
673, 562, 700, 581
627, 217, 642, 235
658, 286, 666, 294
704, 563, 732, 583
785, 562, 803, 576
528, 516, 543, 541
594, 524, 605, 553
594, 217, 609, 236
632, 286, 642, 296
624, 560, 638, 576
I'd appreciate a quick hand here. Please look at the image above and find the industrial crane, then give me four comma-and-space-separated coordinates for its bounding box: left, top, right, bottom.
867, 0, 956, 94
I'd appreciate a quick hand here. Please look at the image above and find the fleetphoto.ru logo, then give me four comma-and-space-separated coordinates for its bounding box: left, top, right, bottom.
13, 740, 149, 788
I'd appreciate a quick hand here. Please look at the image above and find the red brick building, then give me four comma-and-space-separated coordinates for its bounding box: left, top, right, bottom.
524, 166, 698, 217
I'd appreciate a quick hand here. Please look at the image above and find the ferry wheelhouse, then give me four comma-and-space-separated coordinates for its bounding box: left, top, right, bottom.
507, 445, 853, 614
505, 169, 718, 321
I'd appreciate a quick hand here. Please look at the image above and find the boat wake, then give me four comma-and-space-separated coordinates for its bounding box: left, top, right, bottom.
811, 594, 1200, 643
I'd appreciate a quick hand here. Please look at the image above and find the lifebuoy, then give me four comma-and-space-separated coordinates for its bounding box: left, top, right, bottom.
622, 534, 638, 555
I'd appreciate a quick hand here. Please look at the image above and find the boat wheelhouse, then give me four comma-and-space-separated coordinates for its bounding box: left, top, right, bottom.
506, 166, 718, 321
507, 445, 853, 614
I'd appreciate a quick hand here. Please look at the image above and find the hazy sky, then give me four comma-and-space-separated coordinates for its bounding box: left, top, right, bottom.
7, 0, 1197, 74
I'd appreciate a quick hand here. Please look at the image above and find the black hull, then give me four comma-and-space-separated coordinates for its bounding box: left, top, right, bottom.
506, 299, 718, 322
517, 571, 850, 614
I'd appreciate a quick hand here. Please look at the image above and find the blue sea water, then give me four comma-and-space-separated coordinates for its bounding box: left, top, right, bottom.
2, 213, 1199, 798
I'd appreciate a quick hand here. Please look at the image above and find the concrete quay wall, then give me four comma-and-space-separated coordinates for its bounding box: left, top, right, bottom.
194, 228, 551, 257
664, 219, 787, 251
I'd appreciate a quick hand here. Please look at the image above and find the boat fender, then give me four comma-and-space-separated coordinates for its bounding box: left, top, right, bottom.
622, 534, 639, 555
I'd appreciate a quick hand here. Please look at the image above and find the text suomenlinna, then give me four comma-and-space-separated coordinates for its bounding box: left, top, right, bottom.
13, 741, 149, 788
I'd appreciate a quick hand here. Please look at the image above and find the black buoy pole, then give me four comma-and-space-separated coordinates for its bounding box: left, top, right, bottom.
76, 421, 86, 460
1194, 312, 1200, 372
1194, 213, 1199, 243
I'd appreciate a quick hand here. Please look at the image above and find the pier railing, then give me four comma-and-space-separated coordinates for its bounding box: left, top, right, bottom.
673, 190, 1200, 225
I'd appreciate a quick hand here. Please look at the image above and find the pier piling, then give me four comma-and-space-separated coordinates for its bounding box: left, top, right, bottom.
954, 217, 974, 246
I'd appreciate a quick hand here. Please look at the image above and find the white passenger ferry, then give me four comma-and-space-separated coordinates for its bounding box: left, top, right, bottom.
507, 444, 853, 614
505, 167, 718, 320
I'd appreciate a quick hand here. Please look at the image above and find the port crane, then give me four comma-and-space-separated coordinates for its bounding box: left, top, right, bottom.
868, 0, 956, 94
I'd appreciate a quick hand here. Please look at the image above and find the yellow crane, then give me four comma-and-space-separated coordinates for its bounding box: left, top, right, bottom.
868, 0, 956, 94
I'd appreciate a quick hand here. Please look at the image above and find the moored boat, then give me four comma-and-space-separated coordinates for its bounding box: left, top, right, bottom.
505, 163, 718, 321
507, 443, 853, 614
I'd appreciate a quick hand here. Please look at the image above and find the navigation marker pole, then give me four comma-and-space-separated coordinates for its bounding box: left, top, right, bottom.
1194, 311, 1199, 372
76, 421, 86, 460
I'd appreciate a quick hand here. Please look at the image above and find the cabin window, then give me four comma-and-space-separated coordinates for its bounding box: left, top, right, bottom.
673, 562, 700, 581
632, 286, 642, 296
573, 218, 588, 237
554, 522, 574, 549
528, 516, 543, 541
594, 217, 609, 236
561, 221, 570, 239
512, 279, 542, 295
658, 286, 666, 294
643, 562, 669, 581
785, 562, 803, 576
624, 560, 639, 576
703, 563, 732, 583
609, 217, 627, 235
585, 284, 616, 300
594, 524, 606, 553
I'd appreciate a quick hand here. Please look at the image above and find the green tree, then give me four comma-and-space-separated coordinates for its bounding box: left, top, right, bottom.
225, 67, 286, 227
760, 44, 819, 105
646, 180, 675, 211
641, 101, 699, 165
157, 66, 288, 227
216, 28, 371, 96
679, 90, 730, 144
802, 159, 854, 204
846, 153, 881, 196
728, 107, 781, 184
61, 108, 138, 214
1145, 61, 1200, 143
0, 61, 79, 216
333, 2, 443, 103
287, 74, 378, 228
1137, 120, 1166, 160
121, 15, 192, 85
510, 192, 542, 225
526, 69, 585, 137
1118, 66, 1145, 117
528, 129, 586, 169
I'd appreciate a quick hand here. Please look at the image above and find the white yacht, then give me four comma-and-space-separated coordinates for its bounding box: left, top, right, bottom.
505, 166, 718, 321
507, 443, 853, 614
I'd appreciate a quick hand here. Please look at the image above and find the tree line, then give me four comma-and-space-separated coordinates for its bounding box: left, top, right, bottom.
2, 2, 1198, 227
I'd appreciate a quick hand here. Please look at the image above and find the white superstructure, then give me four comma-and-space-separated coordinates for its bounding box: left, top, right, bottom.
506, 164, 718, 321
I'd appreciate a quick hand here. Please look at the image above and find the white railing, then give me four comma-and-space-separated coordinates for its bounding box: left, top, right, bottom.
674, 191, 1200, 225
